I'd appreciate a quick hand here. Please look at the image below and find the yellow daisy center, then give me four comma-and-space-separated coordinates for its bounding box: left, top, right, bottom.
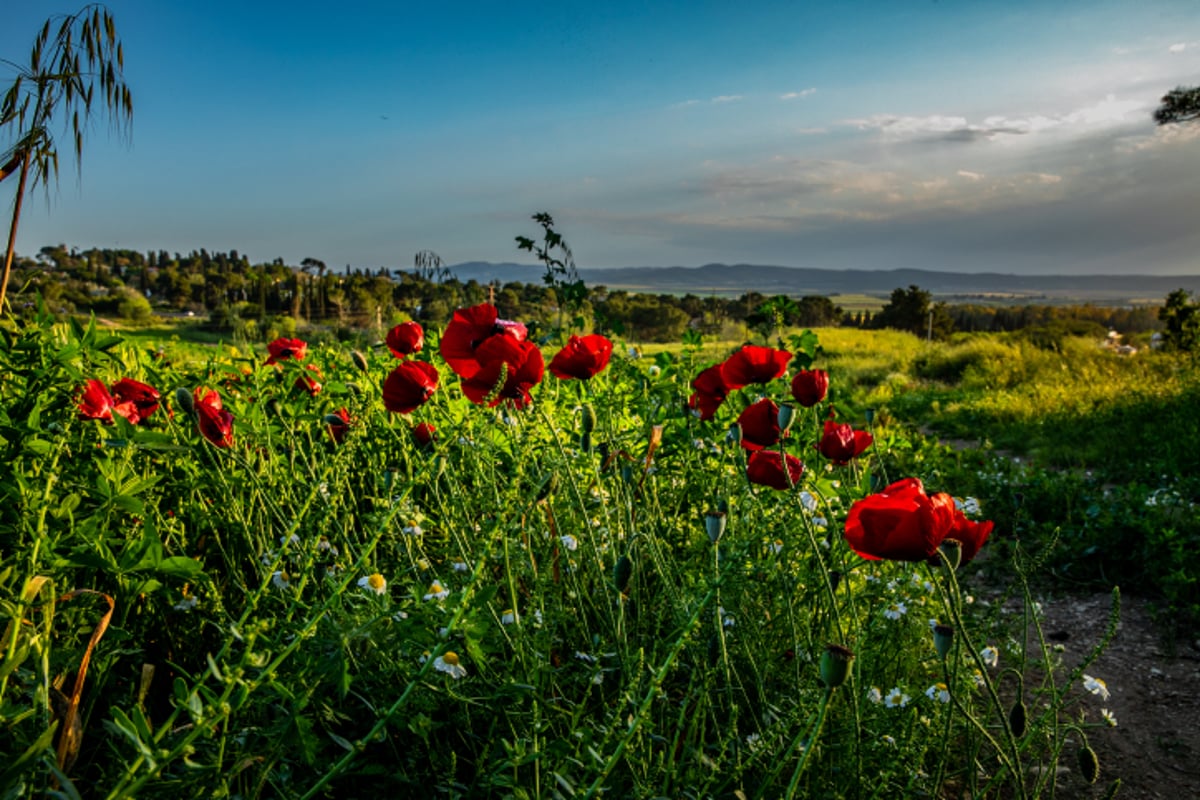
442, 651, 460, 666
367, 573, 385, 591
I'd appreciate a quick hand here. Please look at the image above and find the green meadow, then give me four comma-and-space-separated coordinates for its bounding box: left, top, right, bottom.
1, 310, 1173, 797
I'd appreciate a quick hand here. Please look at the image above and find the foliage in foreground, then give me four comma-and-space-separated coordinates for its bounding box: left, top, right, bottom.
0, 314, 1121, 798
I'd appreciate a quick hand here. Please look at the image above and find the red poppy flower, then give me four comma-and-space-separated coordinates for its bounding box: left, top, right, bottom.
194, 386, 222, 411
295, 364, 323, 396
746, 450, 805, 490
721, 345, 791, 390
78, 379, 116, 423
737, 398, 783, 451
843, 478, 958, 562
386, 321, 425, 358
194, 388, 234, 448
265, 337, 308, 365
111, 378, 161, 424
791, 369, 829, 407
948, 511, 994, 564
382, 361, 440, 414
327, 407, 352, 444
816, 419, 873, 465
688, 364, 730, 421
413, 422, 437, 447
439, 303, 528, 379
460, 335, 544, 408
549, 334, 613, 380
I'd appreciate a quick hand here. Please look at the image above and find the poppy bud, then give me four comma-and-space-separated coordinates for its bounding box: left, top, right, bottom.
175, 387, 195, 415
705, 511, 726, 544
933, 624, 954, 660
818, 644, 854, 689
346, 381, 363, 396
535, 472, 559, 502
777, 402, 797, 435
580, 404, 597, 434
938, 538, 963, 570
1078, 744, 1100, 784
351, 350, 369, 373
1008, 697, 1028, 738
613, 554, 633, 593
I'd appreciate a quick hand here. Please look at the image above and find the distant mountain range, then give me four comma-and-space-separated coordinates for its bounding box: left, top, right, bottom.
448, 261, 1200, 303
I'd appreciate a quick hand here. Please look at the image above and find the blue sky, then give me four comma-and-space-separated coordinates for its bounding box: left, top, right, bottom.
3, 0, 1199, 274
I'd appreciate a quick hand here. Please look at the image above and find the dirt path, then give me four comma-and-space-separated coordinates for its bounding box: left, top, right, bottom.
1007, 591, 1200, 798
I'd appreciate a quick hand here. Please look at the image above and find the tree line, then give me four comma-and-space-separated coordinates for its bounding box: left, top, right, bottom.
4, 245, 1170, 345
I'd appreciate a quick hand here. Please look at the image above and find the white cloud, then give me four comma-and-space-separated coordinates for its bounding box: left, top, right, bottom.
711, 95, 743, 104
780, 88, 817, 100
795, 127, 827, 135
670, 99, 701, 109
1168, 42, 1188, 53
956, 170, 984, 181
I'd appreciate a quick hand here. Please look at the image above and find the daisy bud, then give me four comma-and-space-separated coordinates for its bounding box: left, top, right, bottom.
938, 538, 963, 571
351, 350, 369, 373
705, 511, 726, 544
174, 387, 195, 415
1008, 697, 1028, 738
1078, 744, 1100, 784
819, 644, 855, 689
613, 554, 633, 594
777, 402, 797, 436
933, 624, 954, 660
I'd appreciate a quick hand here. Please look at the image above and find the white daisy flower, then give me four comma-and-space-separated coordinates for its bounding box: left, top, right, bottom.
173, 593, 198, 611
560, 534, 578, 551
981, 646, 999, 668
280, 534, 300, 547
883, 602, 908, 620
1083, 674, 1111, 701
814, 517, 828, 529
799, 491, 818, 512
647, 365, 661, 377
866, 686, 883, 704
433, 651, 467, 679
745, 733, 762, 751
358, 573, 387, 595
575, 651, 597, 665
452, 560, 469, 573
925, 683, 950, 704
881, 735, 897, 747
501, 609, 516, 625
885, 688, 910, 709
1101, 708, 1117, 727
402, 523, 424, 536
271, 571, 291, 590
317, 537, 338, 555
423, 581, 450, 601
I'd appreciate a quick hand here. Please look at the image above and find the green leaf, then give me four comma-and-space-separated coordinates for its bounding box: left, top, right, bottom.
156, 557, 204, 580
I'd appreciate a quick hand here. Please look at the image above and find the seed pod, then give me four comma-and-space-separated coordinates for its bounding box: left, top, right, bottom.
174, 387, 195, 415
351, 350, 369, 373
777, 402, 796, 435
613, 554, 633, 593
1008, 698, 1028, 738
818, 644, 855, 689
1078, 744, 1100, 784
